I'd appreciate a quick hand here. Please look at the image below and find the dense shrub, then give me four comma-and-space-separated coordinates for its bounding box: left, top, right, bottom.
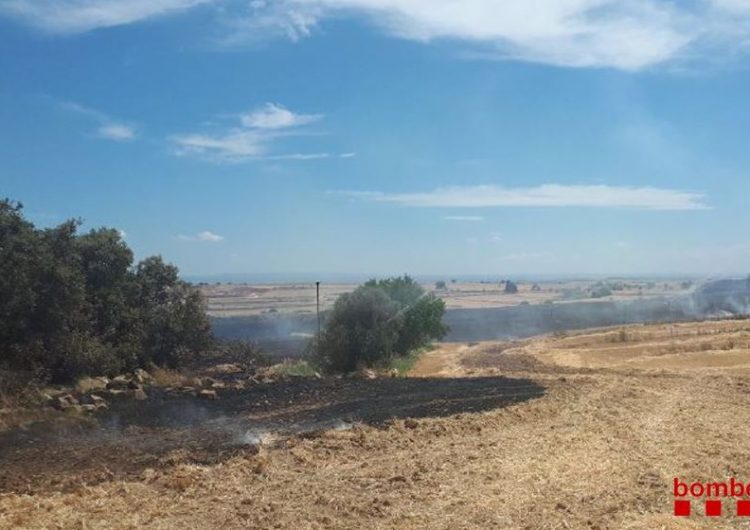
0, 199, 212, 382
314, 275, 447, 373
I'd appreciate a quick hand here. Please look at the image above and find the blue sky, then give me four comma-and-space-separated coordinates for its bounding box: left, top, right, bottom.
2, 1, 750, 278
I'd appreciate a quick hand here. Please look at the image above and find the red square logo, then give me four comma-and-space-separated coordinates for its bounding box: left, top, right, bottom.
737, 500, 750, 516
705, 500, 722, 517
674, 500, 691, 517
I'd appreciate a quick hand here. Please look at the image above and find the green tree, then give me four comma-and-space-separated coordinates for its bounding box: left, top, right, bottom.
134, 256, 212, 368
316, 275, 447, 373
0, 200, 213, 381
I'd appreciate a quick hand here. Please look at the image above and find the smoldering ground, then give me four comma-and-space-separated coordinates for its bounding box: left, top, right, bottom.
0, 374, 544, 494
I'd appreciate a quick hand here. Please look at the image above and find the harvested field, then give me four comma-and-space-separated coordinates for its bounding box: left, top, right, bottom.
4, 319, 750, 529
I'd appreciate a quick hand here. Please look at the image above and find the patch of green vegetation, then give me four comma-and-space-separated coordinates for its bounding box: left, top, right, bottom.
383, 344, 435, 376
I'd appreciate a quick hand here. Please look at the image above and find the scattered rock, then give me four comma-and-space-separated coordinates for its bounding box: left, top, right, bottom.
389, 369, 399, 378
51, 394, 79, 411
203, 377, 219, 388
80, 394, 109, 409
131, 388, 148, 401
90, 394, 108, 409
105, 389, 127, 399
208, 363, 243, 375
210, 381, 226, 390
80, 404, 97, 413
106, 375, 130, 390
127, 379, 143, 390
197, 389, 218, 400
133, 368, 153, 385
362, 369, 377, 380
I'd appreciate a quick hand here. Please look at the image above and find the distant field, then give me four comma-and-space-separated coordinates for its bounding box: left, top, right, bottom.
200, 278, 695, 317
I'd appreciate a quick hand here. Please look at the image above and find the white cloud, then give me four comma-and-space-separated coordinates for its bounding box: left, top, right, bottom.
0, 0, 208, 33
443, 215, 484, 222
178, 230, 224, 242
171, 103, 344, 163
8, 1, 750, 70
97, 123, 135, 141
240, 103, 322, 129
171, 130, 266, 160
335, 184, 709, 211
60, 100, 136, 142
226, 0, 750, 70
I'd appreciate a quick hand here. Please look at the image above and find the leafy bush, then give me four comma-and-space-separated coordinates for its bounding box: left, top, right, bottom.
314, 275, 447, 373
0, 199, 212, 382
504, 280, 518, 294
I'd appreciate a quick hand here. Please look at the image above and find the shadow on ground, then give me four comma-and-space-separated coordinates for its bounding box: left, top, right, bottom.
0, 375, 544, 494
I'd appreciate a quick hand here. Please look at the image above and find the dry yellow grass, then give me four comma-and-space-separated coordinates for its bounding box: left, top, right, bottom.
4, 319, 750, 529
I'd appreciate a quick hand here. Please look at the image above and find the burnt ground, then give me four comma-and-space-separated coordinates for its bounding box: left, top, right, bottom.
0, 374, 544, 495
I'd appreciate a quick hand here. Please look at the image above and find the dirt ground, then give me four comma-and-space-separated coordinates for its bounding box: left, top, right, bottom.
3, 319, 750, 529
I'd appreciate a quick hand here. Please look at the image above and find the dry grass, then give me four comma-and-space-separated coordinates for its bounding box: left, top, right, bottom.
149, 367, 192, 388
4, 320, 750, 529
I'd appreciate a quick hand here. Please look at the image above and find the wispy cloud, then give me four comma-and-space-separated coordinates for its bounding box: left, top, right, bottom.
177, 230, 224, 242
60, 101, 136, 142
170, 102, 351, 163
171, 129, 266, 160
240, 102, 321, 129
98, 123, 136, 141
0, 0, 208, 34
335, 184, 710, 211
443, 215, 485, 222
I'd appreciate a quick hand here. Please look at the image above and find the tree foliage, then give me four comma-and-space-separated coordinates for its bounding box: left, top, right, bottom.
0, 200, 212, 381
315, 275, 447, 373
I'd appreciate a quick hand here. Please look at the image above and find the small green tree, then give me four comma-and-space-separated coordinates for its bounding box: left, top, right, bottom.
315, 275, 447, 373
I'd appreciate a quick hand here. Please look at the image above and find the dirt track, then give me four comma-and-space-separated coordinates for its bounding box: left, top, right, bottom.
3, 319, 750, 529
